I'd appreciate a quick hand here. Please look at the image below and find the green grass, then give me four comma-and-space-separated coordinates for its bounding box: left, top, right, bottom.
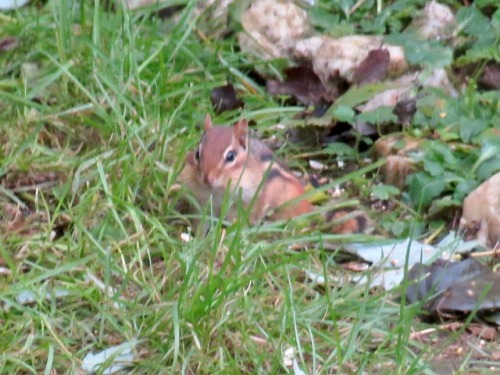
0, 1, 487, 374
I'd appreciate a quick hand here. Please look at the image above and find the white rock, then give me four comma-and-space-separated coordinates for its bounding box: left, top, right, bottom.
460, 172, 500, 247
407, 0, 456, 40
293, 35, 407, 84
238, 0, 312, 59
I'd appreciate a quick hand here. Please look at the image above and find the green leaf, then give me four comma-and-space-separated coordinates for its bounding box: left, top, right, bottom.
339, 0, 355, 18
456, 6, 493, 37
371, 185, 400, 200
358, 106, 398, 125
453, 180, 478, 201
436, 128, 461, 142
391, 221, 406, 237
331, 23, 357, 37
308, 7, 340, 30
457, 36, 499, 64
331, 105, 356, 123
467, 139, 500, 185
407, 172, 448, 209
408, 40, 453, 68
332, 83, 389, 109
492, 9, 500, 35
458, 118, 489, 143
476, 157, 500, 180
385, 33, 453, 68
427, 141, 459, 168
323, 142, 356, 157
428, 198, 462, 217
423, 158, 445, 176
476, 0, 500, 7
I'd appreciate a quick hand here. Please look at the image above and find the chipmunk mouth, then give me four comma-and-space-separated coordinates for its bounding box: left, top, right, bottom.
200, 173, 220, 188
198, 172, 210, 186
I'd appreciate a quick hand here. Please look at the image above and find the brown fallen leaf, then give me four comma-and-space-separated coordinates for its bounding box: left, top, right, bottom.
210, 84, 244, 114
479, 64, 500, 90
466, 324, 497, 341
392, 97, 417, 125
266, 66, 340, 106
293, 35, 407, 85
1, 203, 48, 236
352, 49, 390, 86
1, 203, 72, 240
406, 258, 500, 321
1, 169, 62, 191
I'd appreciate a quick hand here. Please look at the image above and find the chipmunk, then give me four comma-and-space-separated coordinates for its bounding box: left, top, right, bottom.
178, 115, 312, 223
178, 115, 370, 232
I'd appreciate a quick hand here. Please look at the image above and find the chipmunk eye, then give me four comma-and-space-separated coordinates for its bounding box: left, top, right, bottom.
194, 148, 200, 161
224, 150, 236, 163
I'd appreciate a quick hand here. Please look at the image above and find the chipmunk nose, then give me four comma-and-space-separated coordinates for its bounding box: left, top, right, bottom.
203, 174, 215, 186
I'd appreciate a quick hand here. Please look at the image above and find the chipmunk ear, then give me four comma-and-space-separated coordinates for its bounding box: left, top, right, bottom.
204, 114, 213, 131
233, 119, 249, 149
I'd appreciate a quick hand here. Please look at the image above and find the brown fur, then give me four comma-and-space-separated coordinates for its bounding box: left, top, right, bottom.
179, 116, 369, 234
325, 210, 369, 234
179, 116, 312, 223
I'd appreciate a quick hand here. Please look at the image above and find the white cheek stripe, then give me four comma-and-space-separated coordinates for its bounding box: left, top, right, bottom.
196, 141, 203, 165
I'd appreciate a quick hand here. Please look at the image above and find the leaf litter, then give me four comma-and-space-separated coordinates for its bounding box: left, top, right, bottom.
0, 168, 71, 241
406, 258, 500, 317
266, 65, 344, 107
228, 1, 498, 332
147, 2, 500, 372
210, 83, 244, 114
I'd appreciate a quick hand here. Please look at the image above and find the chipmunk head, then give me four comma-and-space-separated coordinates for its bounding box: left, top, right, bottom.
194, 115, 249, 189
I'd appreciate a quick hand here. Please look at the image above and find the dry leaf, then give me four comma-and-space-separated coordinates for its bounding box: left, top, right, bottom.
210, 84, 244, 114
266, 66, 341, 106
352, 49, 391, 86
